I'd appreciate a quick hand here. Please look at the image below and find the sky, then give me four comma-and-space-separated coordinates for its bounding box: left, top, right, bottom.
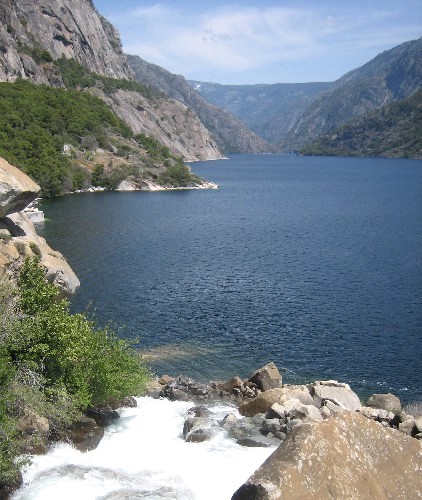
93, 0, 422, 85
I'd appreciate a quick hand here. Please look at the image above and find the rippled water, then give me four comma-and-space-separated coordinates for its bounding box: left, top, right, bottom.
38, 155, 422, 402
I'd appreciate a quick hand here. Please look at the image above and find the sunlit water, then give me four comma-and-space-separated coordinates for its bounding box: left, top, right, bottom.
13, 398, 274, 499
37, 155, 422, 402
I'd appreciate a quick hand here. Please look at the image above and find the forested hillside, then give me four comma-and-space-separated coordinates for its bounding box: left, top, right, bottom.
301, 89, 422, 159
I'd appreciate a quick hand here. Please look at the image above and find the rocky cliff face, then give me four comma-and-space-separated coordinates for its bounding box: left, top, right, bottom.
0, 0, 224, 163
0, 0, 132, 83
95, 88, 222, 162
0, 157, 79, 293
127, 54, 273, 154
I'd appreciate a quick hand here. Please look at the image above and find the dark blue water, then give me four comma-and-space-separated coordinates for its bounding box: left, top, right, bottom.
38, 155, 422, 402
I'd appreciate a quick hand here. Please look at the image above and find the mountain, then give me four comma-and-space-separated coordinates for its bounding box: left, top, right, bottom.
0, 0, 225, 195
126, 54, 273, 154
301, 89, 422, 159
188, 81, 331, 146
283, 37, 422, 151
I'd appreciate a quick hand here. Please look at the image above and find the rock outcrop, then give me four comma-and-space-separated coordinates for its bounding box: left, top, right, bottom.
0, 157, 79, 293
0, 157, 39, 217
127, 53, 274, 155
0, 0, 132, 83
232, 412, 422, 500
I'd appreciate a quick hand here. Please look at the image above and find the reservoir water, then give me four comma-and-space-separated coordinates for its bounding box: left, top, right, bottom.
38, 155, 422, 403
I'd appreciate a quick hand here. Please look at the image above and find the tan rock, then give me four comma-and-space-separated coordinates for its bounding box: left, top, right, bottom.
367, 393, 402, 412
232, 412, 422, 500
249, 362, 282, 392
239, 385, 314, 417
0, 157, 40, 217
216, 376, 244, 393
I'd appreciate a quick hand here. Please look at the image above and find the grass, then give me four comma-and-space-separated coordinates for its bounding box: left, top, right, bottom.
403, 401, 422, 418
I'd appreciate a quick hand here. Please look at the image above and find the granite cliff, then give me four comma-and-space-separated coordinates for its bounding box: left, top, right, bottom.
0, 156, 79, 292
126, 54, 273, 154
0, 0, 224, 167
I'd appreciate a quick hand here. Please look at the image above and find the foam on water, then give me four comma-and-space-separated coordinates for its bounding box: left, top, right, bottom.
13, 397, 275, 499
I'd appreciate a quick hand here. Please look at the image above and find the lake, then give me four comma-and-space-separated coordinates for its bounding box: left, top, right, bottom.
38, 154, 422, 403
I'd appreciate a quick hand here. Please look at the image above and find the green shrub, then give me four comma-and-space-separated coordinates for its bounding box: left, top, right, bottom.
157, 160, 202, 187
0, 258, 150, 484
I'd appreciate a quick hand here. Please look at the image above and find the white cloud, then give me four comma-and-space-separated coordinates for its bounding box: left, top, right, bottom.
117, 2, 421, 82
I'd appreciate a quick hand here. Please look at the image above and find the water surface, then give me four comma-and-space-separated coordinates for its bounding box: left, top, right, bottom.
38, 155, 422, 402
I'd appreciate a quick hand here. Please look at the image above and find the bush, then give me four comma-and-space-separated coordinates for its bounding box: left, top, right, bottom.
0, 258, 150, 485
157, 160, 202, 187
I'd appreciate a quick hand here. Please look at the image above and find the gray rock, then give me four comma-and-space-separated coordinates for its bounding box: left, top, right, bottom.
85, 407, 120, 427
185, 428, 212, 443
248, 362, 282, 392
398, 419, 417, 437
67, 416, 104, 452
367, 393, 401, 412
415, 416, 422, 433
237, 435, 279, 448
283, 398, 323, 421
308, 380, 361, 411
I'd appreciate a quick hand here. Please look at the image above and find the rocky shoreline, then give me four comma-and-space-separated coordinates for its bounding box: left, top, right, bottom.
6, 361, 422, 499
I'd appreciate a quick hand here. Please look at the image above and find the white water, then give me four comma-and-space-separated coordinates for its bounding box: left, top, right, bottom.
13, 397, 275, 499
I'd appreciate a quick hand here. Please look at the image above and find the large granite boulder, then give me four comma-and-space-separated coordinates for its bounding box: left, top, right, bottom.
232, 411, 422, 499
0, 157, 40, 217
308, 380, 361, 411
248, 362, 282, 392
366, 393, 401, 412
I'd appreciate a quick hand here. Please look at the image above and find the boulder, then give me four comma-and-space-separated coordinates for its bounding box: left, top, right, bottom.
366, 393, 401, 412
239, 385, 315, 417
85, 407, 120, 427
216, 376, 244, 393
308, 380, 361, 411
0, 157, 40, 217
248, 362, 282, 392
232, 412, 422, 500
67, 416, 104, 452
283, 398, 323, 421
17, 409, 49, 453
416, 416, 422, 433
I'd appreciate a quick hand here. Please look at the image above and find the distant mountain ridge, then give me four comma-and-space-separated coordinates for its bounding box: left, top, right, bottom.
283, 37, 422, 151
126, 54, 273, 154
188, 81, 331, 147
301, 89, 422, 159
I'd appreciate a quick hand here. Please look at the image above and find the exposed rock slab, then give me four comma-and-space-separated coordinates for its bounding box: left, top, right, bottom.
0, 157, 39, 217
232, 412, 422, 500
308, 380, 361, 411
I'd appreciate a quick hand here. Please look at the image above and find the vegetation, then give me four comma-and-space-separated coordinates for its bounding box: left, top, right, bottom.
301, 89, 422, 159
0, 79, 131, 197
157, 160, 202, 187
0, 258, 150, 487
55, 57, 158, 98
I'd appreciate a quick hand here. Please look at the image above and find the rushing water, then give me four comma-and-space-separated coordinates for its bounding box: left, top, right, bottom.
14, 398, 274, 499
36, 154, 422, 402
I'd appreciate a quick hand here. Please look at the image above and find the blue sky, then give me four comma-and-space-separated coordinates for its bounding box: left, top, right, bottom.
93, 0, 421, 84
